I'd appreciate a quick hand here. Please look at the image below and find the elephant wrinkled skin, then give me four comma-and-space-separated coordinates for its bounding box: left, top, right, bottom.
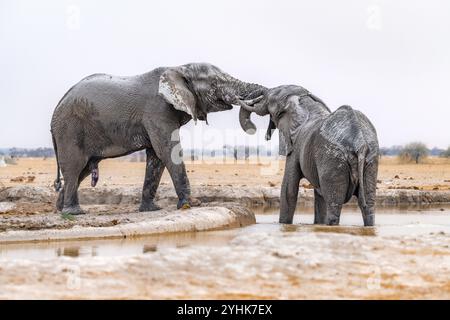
50, 63, 266, 215
241, 85, 380, 226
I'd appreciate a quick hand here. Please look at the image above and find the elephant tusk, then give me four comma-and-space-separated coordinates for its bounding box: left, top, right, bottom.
241, 95, 264, 105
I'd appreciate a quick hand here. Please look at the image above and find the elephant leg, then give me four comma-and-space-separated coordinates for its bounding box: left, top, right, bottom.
314, 189, 327, 224
325, 203, 343, 226
359, 200, 375, 227
358, 161, 378, 226
148, 129, 194, 209
139, 147, 165, 212
59, 153, 88, 215
279, 155, 302, 224
165, 152, 192, 209
319, 163, 349, 226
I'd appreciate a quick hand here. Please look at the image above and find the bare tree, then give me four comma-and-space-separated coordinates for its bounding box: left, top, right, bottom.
399, 142, 429, 164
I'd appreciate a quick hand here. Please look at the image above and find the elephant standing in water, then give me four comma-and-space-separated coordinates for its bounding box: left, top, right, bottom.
240, 85, 379, 226
51, 63, 266, 215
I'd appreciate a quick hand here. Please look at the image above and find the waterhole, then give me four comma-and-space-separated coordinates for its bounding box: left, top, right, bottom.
1, 205, 449, 260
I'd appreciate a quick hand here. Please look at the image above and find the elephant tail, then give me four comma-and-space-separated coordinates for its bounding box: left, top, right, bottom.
51, 131, 62, 192
357, 145, 368, 208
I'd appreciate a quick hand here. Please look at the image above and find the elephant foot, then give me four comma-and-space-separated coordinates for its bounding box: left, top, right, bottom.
363, 214, 375, 227
326, 217, 340, 226
279, 217, 293, 224
139, 201, 162, 212
177, 199, 191, 210
61, 205, 86, 216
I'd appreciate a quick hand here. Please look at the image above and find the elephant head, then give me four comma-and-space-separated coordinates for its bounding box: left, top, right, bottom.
239, 85, 330, 155
158, 63, 267, 132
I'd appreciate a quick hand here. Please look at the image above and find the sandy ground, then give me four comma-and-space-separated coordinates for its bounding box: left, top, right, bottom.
0, 157, 450, 299
1, 156, 449, 190
1, 222, 449, 299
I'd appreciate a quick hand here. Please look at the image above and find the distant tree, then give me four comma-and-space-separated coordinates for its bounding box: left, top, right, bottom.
244, 145, 250, 162
399, 142, 429, 164
233, 146, 238, 163
7, 147, 54, 158
441, 146, 450, 158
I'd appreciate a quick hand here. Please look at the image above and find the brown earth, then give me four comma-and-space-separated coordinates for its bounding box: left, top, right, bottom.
1, 157, 450, 299
1, 156, 449, 190
1, 156, 449, 219
1, 225, 449, 299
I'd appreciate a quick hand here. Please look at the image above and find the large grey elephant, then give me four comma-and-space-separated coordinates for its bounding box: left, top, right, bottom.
51, 63, 266, 215
240, 85, 379, 226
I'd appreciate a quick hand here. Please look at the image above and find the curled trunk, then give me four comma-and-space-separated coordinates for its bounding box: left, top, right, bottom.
227, 77, 268, 134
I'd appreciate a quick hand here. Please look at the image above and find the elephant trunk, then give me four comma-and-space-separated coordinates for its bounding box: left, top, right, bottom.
227, 77, 268, 134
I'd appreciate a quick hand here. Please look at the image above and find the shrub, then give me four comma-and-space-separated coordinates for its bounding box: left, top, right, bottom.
398, 142, 428, 164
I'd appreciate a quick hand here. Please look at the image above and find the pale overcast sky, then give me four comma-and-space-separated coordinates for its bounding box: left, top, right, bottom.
1, 0, 449, 149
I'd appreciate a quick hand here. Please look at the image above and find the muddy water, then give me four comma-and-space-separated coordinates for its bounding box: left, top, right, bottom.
2, 205, 449, 261
1, 205, 450, 299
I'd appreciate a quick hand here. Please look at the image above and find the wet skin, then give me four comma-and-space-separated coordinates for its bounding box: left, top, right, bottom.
51, 63, 267, 215
241, 85, 380, 226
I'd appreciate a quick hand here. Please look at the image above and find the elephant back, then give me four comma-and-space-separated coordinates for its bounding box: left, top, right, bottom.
319, 105, 379, 162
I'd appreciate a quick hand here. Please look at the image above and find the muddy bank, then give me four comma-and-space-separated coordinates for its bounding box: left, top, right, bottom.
1, 227, 449, 299
0, 204, 254, 243
1, 185, 450, 208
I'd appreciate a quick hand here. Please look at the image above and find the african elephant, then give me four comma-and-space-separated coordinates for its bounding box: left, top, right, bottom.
240, 85, 379, 226
51, 63, 266, 215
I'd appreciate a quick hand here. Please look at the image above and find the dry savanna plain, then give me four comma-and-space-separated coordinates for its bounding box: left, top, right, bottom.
1, 156, 450, 299
1, 156, 450, 190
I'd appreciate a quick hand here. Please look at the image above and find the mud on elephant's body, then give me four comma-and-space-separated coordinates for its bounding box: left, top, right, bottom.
51, 63, 266, 215
241, 85, 379, 226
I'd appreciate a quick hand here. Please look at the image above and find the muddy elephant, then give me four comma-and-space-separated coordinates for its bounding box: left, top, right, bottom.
51, 63, 266, 215
240, 85, 379, 226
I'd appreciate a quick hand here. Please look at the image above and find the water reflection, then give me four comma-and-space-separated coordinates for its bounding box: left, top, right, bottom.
56, 247, 80, 258
143, 244, 157, 253
308, 225, 377, 236
0, 206, 448, 261
278, 223, 377, 236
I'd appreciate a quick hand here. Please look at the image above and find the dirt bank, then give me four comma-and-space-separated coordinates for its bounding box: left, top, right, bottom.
0, 204, 254, 243
1, 226, 449, 299
1, 185, 450, 210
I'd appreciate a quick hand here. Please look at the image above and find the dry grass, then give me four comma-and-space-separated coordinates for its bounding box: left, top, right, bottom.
0, 156, 449, 190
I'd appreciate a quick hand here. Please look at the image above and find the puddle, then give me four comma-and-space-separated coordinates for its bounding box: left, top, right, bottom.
1, 206, 449, 260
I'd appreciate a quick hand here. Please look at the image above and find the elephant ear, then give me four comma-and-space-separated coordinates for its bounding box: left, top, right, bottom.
276, 96, 300, 156
159, 68, 198, 122
265, 117, 276, 141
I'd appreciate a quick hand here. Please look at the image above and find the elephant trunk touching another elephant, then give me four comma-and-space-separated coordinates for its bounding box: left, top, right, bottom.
50, 61, 379, 227
50, 63, 267, 215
